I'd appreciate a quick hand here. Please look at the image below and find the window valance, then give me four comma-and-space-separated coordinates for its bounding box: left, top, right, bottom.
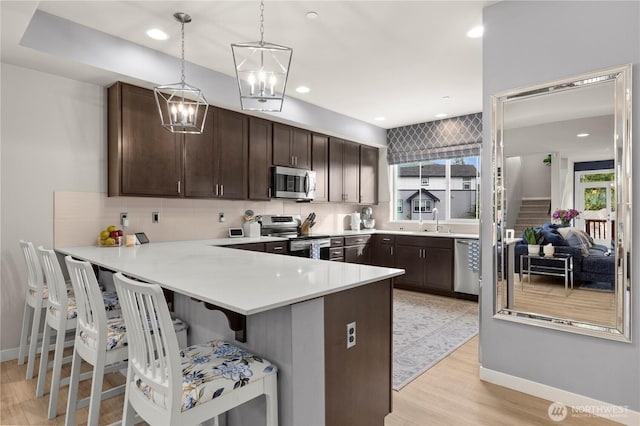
386, 112, 482, 165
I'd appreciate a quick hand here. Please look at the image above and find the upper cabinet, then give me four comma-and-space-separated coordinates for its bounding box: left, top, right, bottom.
214, 109, 248, 200
108, 82, 182, 197
183, 107, 217, 198
273, 123, 311, 169
248, 117, 273, 200
109, 82, 247, 199
108, 82, 377, 204
311, 134, 329, 202
329, 137, 360, 203
359, 145, 379, 205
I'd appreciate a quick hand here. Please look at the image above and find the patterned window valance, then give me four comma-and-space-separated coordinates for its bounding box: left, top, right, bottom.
386, 113, 482, 165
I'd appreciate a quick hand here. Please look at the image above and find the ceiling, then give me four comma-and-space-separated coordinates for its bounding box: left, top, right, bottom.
1, 1, 493, 129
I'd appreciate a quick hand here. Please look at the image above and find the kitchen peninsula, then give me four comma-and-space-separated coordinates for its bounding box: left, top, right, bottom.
57, 239, 404, 426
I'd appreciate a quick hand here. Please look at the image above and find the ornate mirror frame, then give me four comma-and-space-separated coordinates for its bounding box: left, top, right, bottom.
492, 65, 632, 342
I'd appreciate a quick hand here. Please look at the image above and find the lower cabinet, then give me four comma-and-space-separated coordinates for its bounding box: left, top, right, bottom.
343, 235, 372, 265
371, 235, 395, 267
224, 243, 265, 252
393, 235, 453, 294
265, 241, 288, 255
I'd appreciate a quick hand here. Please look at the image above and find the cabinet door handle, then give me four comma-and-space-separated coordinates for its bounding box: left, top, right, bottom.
382, 238, 391, 242
177, 180, 181, 194
273, 246, 283, 251
220, 184, 224, 197
390, 246, 394, 256
215, 184, 219, 196
268, 187, 271, 198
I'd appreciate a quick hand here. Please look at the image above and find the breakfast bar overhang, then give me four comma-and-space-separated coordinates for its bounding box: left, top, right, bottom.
57, 240, 404, 426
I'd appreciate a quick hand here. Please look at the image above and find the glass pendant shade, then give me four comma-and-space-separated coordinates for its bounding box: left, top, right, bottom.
231, 41, 292, 111
154, 12, 208, 134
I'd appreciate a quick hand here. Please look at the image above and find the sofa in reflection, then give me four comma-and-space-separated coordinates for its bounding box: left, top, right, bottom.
513, 222, 615, 288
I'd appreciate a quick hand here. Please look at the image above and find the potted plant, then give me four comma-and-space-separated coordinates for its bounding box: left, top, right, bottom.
523, 227, 543, 255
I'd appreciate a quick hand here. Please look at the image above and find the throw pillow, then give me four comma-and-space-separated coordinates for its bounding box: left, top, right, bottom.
566, 230, 593, 256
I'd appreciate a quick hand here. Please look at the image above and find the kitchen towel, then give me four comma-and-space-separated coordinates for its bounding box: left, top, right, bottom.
310, 242, 321, 259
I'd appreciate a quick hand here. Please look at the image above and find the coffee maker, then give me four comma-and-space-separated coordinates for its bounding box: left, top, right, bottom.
361, 207, 375, 229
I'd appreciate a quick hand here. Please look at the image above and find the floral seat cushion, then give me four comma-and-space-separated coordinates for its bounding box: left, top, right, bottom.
134, 340, 277, 412
79, 316, 188, 352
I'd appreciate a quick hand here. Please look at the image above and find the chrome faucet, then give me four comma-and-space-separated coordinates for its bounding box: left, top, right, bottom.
432, 208, 440, 232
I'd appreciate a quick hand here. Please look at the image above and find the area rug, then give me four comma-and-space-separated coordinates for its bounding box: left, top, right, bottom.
578, 281, 614, 291
393, 289, 478, 390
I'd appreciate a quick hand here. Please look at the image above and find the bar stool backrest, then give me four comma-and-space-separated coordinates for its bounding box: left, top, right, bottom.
65, 256, 108, 358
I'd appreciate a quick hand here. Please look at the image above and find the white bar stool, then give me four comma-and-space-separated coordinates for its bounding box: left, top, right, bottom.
17, 240, 48, 380
113, 272, 278, 426
64, 256, 129, 426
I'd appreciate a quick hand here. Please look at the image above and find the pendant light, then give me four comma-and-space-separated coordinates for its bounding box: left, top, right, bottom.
231, 0, 293, 111
154, 13, 208, 134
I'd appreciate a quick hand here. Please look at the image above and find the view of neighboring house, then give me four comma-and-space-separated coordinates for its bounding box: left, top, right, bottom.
396, 162, 478, 220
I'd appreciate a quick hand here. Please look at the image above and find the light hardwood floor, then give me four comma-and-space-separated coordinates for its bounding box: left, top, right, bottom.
1, 336, 617, 425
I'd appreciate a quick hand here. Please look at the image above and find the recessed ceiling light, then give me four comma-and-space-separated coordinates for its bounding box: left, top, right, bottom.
306, 11, 319, 20
442, 96, 451, 101
146, 28, 168, 40
374, 117, 386, 121
577, 133, 590, 138
466, 25, 484, 38
295, 86, 310, 94
435, 113, 448, 118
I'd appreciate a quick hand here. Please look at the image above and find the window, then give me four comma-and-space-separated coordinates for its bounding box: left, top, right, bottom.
463, 177, 471, 190
412, 199, 431, 213
392, 156, 479, 222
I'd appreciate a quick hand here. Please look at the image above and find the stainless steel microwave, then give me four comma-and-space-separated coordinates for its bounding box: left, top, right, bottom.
272, 166, 316, 201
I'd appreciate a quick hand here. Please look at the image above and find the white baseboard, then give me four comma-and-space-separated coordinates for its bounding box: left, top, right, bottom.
480, 367, 640, 425
1, 347, 21, 363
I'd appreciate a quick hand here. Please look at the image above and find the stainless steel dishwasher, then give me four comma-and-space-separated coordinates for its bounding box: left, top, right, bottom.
454, 239, 480, 295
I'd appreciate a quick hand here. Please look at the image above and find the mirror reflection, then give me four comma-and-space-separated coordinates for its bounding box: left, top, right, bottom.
493, 65, 632, 341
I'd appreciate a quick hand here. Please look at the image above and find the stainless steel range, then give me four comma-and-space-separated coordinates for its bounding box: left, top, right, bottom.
258, 214, 331, 258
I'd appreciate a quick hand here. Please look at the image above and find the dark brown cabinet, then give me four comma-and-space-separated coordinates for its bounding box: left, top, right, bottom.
311, 134, 329, 202
248, 117, 272, 200
265, 241, 288, 255
344, 234, 372, 264
215, 109, 248, 200
394, 236, 453, 294
108, 82, 182, 197
273, 123, 311, 169
329, 137, 360, 203
225, 242, 265, 252
372, 234, 395, 268
183, 107, 217, 197
109, 83, 247, 200
359, 145, 379, 205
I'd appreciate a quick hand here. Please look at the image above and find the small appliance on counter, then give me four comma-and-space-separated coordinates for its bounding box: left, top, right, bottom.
242, 209, 260, 237
361, 206, 375, 229
349, 211, 361, 231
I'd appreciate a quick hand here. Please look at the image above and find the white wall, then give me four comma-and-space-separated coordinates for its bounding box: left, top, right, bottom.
521, 153, 551, 198
481, 0, 639, 412
1, 63, 106, 351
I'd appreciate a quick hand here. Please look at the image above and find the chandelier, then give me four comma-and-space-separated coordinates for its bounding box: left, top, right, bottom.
154, 13, 208, 134
231, 0, 293, 111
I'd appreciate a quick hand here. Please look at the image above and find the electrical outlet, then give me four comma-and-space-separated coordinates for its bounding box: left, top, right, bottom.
152, 212, 159, 223
120, 212, 128, 227
346, 321, 356, 349
219, 212, 225, 223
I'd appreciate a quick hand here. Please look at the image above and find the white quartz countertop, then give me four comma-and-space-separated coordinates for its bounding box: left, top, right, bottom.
57, 239, 404, 316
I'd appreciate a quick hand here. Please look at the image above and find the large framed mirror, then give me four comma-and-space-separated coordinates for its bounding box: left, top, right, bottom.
492, 65, 632, 342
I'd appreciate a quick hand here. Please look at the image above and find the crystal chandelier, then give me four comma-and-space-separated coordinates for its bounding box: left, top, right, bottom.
154, 13, 208, 134
231, 0, 293, 111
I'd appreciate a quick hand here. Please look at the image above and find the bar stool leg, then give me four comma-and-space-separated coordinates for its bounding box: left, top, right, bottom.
18, 301, 31, 365
35, 320, 53, 397
65, 349, 82, 426
47, 327, 67, 419
26, 303, 43, 380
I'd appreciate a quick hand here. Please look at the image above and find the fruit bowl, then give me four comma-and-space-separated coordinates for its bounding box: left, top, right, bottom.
98, 225, 124, 247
